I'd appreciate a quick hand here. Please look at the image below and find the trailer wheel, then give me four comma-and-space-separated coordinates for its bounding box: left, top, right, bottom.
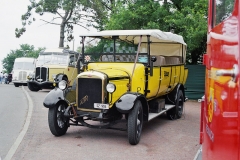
167, 90, 184, 120
48, 103, 69, 136
127, 100, 143, 145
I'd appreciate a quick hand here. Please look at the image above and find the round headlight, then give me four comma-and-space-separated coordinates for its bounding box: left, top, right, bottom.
52, 74, 56, 79
106, 83, 116, 93
59, 80, 67, 90
28, 73, 34, 79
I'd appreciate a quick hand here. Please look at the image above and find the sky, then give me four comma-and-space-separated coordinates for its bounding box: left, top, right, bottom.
0, 0, 93, 72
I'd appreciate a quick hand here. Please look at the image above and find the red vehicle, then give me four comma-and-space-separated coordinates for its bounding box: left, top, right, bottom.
195, 0, 240, 159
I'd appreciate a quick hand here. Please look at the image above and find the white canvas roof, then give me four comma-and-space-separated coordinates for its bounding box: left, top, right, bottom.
43, 48, 65, 53
80, 29, 187, 60
79, 29, 186, 45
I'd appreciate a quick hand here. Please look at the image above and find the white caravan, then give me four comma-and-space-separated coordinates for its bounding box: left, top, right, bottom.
12, 57, 36, 87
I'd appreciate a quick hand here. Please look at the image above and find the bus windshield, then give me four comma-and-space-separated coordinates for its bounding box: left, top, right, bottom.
83, 38, 148, 63
13, 62, 35, 70
36, 52, 68, 66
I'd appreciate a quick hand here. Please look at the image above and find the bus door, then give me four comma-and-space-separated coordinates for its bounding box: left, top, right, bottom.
202, 0, 239, 159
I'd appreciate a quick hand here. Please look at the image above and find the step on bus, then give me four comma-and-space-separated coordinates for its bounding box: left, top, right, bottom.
12, 57, 36, 87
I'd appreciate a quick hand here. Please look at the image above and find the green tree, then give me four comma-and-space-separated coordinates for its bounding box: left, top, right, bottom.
164, 0, 208, 64
15, 0, 92, 47
104, 0, 208, 64
80, 0, 115, 31
2, 44, 44, 73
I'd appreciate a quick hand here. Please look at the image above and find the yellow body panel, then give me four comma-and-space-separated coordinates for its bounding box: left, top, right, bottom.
147, 67, 161, 98
109, 79, 129, 106
44, 64, 78, 86
88, 63, 146, 95
87, 62, 187, 103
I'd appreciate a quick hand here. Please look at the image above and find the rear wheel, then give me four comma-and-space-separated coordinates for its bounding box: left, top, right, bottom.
175, 90, 184, 118
27, 83, 40, 92
167, 90, 184, 120
48, 103, 69, 136
127, 100, 143, 145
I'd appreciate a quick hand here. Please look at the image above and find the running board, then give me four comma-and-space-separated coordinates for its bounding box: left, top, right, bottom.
148, 104, 175, 121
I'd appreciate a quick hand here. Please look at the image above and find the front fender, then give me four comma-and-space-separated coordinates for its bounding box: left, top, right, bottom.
115, 92, 147, 114
55, 73, 67, 82
43, 88, 66, 108
166, 83, 185, 104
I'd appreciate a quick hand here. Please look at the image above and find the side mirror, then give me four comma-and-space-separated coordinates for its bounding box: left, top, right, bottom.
150, 56, 157, 76
151, 56, 157, 62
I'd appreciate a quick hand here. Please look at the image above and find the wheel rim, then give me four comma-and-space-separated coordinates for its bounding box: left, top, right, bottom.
136, 109, 142, 138
57, 105, 66, 128
177, 96, 184, 116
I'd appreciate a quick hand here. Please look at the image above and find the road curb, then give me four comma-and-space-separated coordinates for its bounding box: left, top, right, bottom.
4, 86, 33, 160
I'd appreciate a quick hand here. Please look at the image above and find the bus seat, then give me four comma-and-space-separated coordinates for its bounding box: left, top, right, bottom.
170, 56, 183, 63
151, 55, 166, 66
164, 56, 180, 65
101, 55, 109, 61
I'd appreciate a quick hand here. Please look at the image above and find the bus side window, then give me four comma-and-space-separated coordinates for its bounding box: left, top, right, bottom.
215, 0, 235, 26
69, 55, 75, 66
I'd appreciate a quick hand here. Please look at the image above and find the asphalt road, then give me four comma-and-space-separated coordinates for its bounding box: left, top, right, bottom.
1, 84, 201, 160
0, 83, 28, 160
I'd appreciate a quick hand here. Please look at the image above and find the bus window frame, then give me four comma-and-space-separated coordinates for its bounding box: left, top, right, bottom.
212, 0, 235, 28
211, 0, 215, 28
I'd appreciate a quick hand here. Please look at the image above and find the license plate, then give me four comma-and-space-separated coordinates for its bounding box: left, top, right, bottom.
94, 103, 109, 109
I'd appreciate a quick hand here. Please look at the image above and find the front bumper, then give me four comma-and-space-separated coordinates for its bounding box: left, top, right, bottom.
12, 80, 27, 84
27, 80, 55, 89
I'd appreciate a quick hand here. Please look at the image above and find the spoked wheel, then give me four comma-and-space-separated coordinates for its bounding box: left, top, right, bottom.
167, 90, 184, 120
48, 103, 69, 136
127, 100, 143, 145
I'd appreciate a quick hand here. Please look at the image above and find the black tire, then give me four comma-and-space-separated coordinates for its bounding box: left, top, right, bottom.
14, 83, 19, 87
167, 90, 184, 120
27, 83, 40, 92
127, 100, 143, 145
48, 103, 69, 136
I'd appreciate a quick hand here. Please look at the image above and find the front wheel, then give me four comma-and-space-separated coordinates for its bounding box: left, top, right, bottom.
48, 103, 69, 136
127, 100, 143, 145
27, 83, 40, 92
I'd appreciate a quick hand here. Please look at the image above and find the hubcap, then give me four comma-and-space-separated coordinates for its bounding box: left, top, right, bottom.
136, 110, 142, 138
57, 105, 66, 128
178, 97, 183, 115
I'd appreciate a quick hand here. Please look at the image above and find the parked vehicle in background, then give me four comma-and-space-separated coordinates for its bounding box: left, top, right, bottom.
195, 0, 240, 160
12, 57, 36, 87
43, 29, 188, 145
27, 48, 81, 92
5, 73, 12, 84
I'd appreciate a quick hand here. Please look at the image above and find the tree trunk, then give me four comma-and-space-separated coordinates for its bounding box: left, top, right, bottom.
191, 49, 200, 64
59, 22, 65, 47
59, 11, 69, 47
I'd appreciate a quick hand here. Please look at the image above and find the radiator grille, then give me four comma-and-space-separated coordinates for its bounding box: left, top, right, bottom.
78, 78, 102, 109
18, 71, 27, 81
35, 67, 48, 82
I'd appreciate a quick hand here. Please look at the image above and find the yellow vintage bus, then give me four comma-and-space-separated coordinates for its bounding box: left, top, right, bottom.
43, 30, 188, 145
27, 48, 81, 91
